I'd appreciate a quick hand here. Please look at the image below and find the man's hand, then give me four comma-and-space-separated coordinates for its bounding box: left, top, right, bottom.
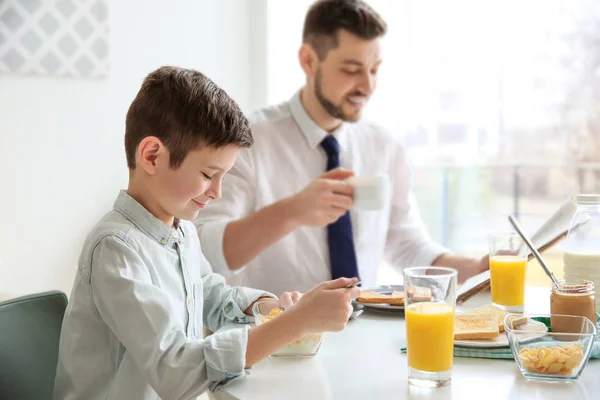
286, 277, 360, 334
476, 254, 490, 274
432, 253, 490, 283
285, 168, 355, 227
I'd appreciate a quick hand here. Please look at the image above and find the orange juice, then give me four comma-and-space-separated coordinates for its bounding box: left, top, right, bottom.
490, 255, 527, 306
405, 303, 455, 372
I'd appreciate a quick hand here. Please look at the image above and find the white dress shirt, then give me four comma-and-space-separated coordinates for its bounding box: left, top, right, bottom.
194, 91, 448, 295
54, 191, 271, 400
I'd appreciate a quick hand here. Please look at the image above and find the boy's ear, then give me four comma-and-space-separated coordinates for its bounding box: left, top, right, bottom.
136, 136, 166, 175
299, 44, 318, 78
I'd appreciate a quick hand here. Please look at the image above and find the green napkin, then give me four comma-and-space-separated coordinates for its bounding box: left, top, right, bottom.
399, 346, 515, 359
400, 344, 600, 360
400, 316, 600, 360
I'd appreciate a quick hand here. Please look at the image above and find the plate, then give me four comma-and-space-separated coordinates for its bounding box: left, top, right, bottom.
454, 319, 548, 348
355, 285, 404, 312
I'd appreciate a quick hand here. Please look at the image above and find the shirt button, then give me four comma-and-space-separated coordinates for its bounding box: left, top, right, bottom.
171, 232, 178, 239
188, 297, 193, 306
160, 238, 167, 245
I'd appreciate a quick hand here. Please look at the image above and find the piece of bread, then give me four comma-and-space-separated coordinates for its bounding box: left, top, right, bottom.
357, 290, 405, 305
461, 304, 527, 332
454, 314, 500, 340
387, 291, 405, 305
357, 291, 392, 304
408, 287, 433, 302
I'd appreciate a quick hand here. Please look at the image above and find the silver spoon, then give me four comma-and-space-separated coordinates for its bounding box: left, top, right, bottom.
508, 215, 563, 290
346, 280, 363, 319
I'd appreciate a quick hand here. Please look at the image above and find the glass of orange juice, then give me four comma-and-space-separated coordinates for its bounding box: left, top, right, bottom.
404, 267, 457, 388
489, 233, 527, 313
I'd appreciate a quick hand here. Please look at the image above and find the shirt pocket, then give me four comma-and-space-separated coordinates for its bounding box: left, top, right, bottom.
192, 283, 204, 339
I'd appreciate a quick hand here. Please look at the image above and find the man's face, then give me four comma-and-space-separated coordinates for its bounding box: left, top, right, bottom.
313, 30, 382, 122
154, 144, 240, 222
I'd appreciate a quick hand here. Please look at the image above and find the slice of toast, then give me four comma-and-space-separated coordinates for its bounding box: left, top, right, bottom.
387, 291, 405, 305
357, 290, 405, 305
407, 286, 433, 302
357, 291, 392, 304
461, 304, 527, 332
454, 314, 500, 340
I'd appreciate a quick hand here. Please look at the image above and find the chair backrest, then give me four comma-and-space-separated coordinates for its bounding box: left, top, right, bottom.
0, 291, 68, 400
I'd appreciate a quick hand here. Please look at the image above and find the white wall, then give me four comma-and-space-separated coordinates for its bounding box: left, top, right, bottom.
0, 0, 266, 297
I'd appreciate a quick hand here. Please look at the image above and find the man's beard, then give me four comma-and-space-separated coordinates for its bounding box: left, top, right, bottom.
314, 69, 361, 122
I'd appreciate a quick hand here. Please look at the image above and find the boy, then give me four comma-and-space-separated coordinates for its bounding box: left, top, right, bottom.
54, 66, 360, 400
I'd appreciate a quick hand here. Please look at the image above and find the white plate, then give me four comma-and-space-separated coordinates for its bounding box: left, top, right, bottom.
355, 285, 404, 312
454, 319, 548, 348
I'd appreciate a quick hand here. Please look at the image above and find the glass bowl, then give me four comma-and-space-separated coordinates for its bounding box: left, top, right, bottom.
504, 314, 597, 381
252, 300, 324, 358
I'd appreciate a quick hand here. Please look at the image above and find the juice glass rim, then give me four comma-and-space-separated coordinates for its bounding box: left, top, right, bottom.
489, 231, 523, 240
403, 266, 457, 279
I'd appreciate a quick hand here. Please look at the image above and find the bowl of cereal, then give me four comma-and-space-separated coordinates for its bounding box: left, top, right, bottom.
252, 300, 324, 358
504, 314, 597, 381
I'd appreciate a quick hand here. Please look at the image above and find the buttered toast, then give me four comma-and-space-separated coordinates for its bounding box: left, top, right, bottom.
461, 304, 527, 332
454, 314, 499, 340
357, 290, 405, 305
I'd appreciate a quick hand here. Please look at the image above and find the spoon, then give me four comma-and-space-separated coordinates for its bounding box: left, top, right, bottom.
345, 280, 362, 288
508, 215, 563, 290
346, 280, 363, 319
350, 301, 364, 320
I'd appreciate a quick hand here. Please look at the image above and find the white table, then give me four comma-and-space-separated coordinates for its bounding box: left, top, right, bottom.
214, 288, 600, 400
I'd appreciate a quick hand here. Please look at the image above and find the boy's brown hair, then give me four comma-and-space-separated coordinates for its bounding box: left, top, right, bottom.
302, 0, 387, 61
125, 66, 253, 169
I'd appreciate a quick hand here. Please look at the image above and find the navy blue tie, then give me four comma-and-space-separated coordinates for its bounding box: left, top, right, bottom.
320, 136, 360, 280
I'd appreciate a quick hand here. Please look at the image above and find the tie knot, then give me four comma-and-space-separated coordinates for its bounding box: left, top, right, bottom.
320, 135, 339, 158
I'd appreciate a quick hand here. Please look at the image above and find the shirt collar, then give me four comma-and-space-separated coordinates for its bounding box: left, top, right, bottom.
113, 190, 182, 247
289, 89, 347, 151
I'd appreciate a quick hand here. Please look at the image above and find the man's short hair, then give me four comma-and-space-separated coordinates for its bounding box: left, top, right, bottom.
125, 66, 253, 169
302, 0, 387, 60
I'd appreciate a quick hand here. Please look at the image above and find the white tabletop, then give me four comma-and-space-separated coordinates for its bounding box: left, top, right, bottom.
214, 288, 600, 400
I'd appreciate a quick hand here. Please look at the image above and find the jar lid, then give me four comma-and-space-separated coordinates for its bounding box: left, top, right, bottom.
553, 280, 595, 293
576, 194, 600, 205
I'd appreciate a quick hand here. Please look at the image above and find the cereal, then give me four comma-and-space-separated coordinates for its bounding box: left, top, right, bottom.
257, 306, 323, 356
518, 344, 584, 375
268, 308, 283, 317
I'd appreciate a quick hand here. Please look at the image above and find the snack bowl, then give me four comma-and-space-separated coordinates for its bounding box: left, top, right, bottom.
504, 314, 596, 381
252, 300, 324, 358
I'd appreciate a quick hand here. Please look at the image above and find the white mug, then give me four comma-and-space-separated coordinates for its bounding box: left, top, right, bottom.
346, 175, 390, 210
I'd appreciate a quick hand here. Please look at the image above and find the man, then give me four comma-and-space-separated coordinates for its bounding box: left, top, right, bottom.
195, 0, 487, 295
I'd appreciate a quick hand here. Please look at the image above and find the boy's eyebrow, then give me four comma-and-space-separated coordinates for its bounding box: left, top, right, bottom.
206, 165, 224, 171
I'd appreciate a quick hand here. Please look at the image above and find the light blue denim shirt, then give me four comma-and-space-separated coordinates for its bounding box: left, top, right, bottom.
54, 191, 271, 400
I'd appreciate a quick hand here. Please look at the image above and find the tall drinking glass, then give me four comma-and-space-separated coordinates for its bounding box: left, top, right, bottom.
404, 267, 457, 388
489, 233, 527, 313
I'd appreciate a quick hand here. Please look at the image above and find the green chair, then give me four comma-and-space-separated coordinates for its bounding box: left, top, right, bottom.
0, 291, 68, 400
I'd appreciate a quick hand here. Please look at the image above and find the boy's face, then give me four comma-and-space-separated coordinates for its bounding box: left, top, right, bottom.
151, 143, 240, 224
309, 30, 382, 122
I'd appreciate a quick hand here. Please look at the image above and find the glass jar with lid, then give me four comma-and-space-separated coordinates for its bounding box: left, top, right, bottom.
550, 280, 596, 332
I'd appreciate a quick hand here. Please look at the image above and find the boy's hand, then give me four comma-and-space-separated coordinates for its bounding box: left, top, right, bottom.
244, 291, 303, 316
285, 168, 355, 227
287, 277, 360, 334
278, 291, 302, 309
